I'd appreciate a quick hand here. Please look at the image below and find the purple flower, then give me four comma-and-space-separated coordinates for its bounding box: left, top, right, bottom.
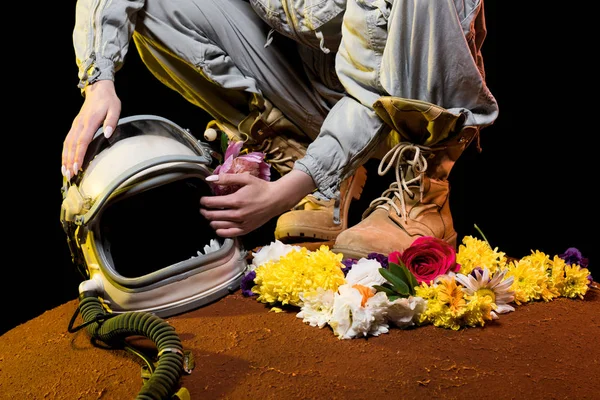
341, 258, 358, 276
469, 267, 484, 278
240, 270, 257, 297
559, 247, 589, 268
367, 252, 389, 269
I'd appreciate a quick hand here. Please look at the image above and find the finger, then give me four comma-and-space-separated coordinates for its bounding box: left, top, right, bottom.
72, 123, 99, 177
207, 172, 254, 186
199, 207, 243, 223
208, 220, 240, 231
199, 192, 243, 210
103, 108, 120, 139
213, 226, 245, 238
62, 124, 80, 180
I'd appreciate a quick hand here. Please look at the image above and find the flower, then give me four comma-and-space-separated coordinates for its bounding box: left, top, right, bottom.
296, 288, 335, 328
248, 233, 591, 336
344, 258, 388, 288
209, 140, 271, 195
250, 240, 301, 270
559, 247, 589, 269
456, 235, 507, 275
556, 264, 592, 299
549, 255, 592, 299
455, 268, 515, 318
389, 236, 460, 284
505, 251, 559, 304
415, 275, 496, 330
252, 245, 346, 307
341, 252, 388, 276
240, 270, 257, 297
328, 284, 391, 339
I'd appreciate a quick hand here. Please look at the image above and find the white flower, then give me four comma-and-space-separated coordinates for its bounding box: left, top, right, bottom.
296, 288, 335, 328
384, 296, 427, 328
193, 239, 221, 258
455, 268, 515, 317
329, 284, 389, 339
345, 258, 388, 287
250, 240, 301, 270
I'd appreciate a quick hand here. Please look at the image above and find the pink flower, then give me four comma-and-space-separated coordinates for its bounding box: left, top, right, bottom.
388, 237, 460, 285
210, 141, 271, 195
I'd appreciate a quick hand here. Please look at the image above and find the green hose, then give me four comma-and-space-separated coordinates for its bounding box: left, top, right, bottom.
74, 292, 186, 400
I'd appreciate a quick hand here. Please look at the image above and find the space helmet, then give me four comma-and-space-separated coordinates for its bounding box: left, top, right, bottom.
60, 115, 247, 317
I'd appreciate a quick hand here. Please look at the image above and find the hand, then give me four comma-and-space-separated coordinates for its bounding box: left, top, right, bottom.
62, 80, 121, 181
200, 170, 316, 237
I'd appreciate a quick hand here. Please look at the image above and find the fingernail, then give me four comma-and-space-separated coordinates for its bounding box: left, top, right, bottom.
205, 175, 219, 182
104, 126, 114, 138
73, 163, 79, 174
66, 170, 72, 182
61, 165, 66, 177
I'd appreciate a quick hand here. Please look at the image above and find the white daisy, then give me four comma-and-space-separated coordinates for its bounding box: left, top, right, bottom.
455, 268, 515, 318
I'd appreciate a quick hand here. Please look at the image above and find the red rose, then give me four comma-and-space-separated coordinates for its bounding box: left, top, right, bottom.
388, 237, 460, 284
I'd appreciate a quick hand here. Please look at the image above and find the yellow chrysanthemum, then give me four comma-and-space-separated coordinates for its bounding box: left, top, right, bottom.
456, 236, 507, 275
462, 292, 496, 327
416, 276, 465, 330
549, 255, 567, 287
252, 245, 346, 307
505, 253, 559, 304
554, 264, 591, 299
415, 282, 438, 301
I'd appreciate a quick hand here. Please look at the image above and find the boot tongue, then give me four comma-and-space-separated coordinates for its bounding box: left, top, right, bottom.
293, 194, 332, 211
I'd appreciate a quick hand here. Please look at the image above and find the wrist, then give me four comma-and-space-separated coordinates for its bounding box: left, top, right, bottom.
272, 169, 316, 211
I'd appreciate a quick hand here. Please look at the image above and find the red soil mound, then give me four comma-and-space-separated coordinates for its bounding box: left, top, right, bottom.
1, 282, 598, 399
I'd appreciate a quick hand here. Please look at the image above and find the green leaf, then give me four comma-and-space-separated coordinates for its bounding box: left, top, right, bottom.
379, 268, 410, 296
400, 264, 419, 294
220, 133, 229, 155
389, 263, 413, 296
372, 284, 398, 297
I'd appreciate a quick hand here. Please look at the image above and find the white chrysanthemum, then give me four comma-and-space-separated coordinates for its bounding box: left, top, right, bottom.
455, 268, 515, 318
345, 258, 387, 287
384, 296, 427, 328
193, 239, 221, 258
329, 284, 389, 339
250, 240, 302, 270
296, 288, 335, 328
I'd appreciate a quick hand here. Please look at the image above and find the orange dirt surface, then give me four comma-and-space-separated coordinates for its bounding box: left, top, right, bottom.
1, 277, 599, 400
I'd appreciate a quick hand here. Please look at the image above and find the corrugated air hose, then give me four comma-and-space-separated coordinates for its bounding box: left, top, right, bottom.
68, 291, 193, 400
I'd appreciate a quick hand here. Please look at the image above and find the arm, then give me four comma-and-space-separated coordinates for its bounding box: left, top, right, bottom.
62, 0, 146, 180
199, 169, 316, 237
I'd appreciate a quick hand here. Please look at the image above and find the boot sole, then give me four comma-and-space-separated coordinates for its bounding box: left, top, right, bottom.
275, 166, 368, 241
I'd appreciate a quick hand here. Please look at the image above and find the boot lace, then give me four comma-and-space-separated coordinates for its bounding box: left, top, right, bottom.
363, 143, 430, 223
253, 138, 295, 168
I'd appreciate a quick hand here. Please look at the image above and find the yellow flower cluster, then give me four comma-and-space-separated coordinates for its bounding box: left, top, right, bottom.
415, 276, 495, 330
252, 245, 346, 307
506, 250, 591, 304
456, 236, 507, 275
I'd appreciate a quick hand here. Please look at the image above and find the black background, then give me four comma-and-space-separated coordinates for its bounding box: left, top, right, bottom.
3, 1, 593, 335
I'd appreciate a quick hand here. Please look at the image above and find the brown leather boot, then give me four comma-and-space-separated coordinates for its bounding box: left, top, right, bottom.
274, 165, 367, 242
204, 98, 309, 176
332, 97, 479, 259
